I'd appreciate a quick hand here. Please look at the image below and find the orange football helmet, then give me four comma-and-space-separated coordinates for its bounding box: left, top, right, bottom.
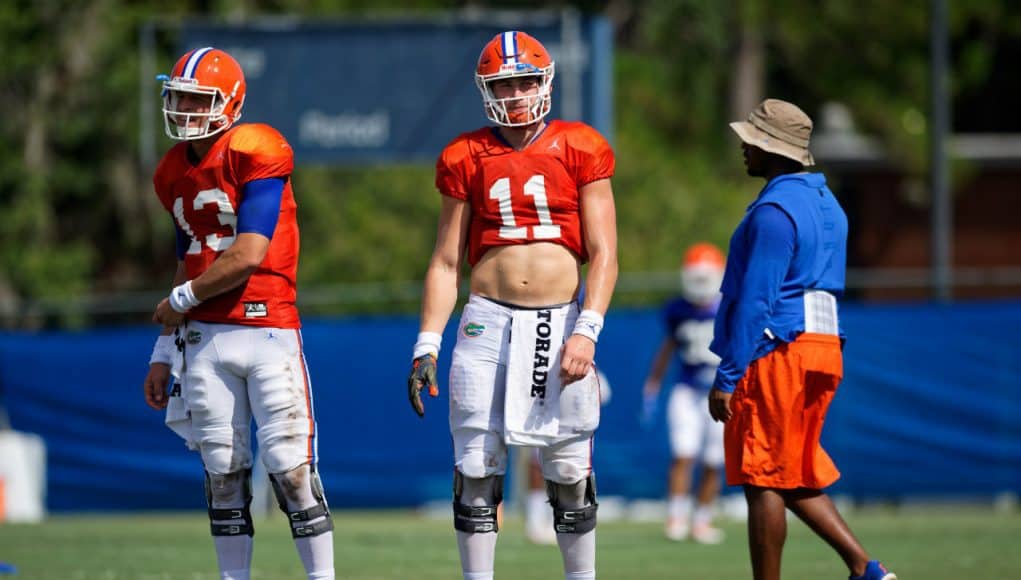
161, 47, 246, 140
680, 242, 726, 305
475, 31, 555, 127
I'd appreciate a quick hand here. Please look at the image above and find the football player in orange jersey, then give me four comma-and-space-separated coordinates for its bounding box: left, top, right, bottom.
407, 31, 618, 580
142, 47, 335, 580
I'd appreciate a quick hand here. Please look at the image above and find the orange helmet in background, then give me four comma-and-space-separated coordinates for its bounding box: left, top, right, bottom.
475, 31, 555, 127
161, 47, 246, 140
681, 242, 726, 305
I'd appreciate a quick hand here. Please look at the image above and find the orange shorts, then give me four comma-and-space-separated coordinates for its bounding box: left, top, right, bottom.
724, 332, 842, 489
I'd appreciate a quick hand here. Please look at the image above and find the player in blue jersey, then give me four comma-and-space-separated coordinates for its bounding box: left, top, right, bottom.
643, 243, 727, 543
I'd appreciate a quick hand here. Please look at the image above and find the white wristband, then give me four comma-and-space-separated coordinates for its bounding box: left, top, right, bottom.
168, 280, 201, 313
572, 309, 604, 343
413, 331, 442, 360
149, 335, 176, 365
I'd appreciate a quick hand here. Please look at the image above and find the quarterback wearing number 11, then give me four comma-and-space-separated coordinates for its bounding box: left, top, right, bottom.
407, 31, 618, 580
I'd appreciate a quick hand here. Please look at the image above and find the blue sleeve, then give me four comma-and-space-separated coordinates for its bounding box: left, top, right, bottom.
662, 301, 676, 337
237, 177, 285, 238
712, 204, 796, 393
174, 225, 189, 260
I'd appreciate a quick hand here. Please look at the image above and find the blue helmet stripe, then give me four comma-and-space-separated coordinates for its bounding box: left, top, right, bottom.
183, 47, 214, 79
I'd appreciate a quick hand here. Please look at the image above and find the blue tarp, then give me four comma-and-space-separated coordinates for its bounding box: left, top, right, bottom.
1, 301, 1019, 511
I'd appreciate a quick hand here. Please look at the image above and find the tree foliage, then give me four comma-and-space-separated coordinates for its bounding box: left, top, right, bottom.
0, 0, 1017, 327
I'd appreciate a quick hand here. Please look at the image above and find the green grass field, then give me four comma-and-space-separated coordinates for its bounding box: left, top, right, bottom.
1, 507, 1019, 579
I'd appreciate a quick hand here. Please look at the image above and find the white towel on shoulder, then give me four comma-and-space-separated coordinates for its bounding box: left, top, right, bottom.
504, 307, 568, 447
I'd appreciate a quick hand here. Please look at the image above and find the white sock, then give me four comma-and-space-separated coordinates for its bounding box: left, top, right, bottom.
558, 529, 596, 577
213, 536, 253, 580
211, 530, 251, 575
463, 572, 495, 580
526, 490, 552, 531
219, 569, 250, 580
668, 495, 693, 522
693, 504, 715, 527
294, 530, 335, 579
457, 530, 498, 577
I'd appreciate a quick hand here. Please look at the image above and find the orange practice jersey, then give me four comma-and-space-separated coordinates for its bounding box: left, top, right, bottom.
435, 120, 615, 266
153, 124, 301, 328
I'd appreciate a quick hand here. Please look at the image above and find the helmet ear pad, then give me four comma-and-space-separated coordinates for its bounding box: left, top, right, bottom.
220, 90, 246, 125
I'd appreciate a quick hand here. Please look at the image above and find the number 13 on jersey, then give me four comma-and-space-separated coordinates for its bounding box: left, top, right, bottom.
173, 187, 238, 254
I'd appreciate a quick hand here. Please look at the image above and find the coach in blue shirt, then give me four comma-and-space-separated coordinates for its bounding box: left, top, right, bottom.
708, 99, 897, 580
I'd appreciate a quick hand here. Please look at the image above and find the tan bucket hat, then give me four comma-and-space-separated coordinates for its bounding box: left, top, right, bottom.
730, 98, 815, 166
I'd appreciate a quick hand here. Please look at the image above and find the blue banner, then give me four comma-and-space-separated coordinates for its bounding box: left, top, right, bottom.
1, 302, 1019, 511
175, 15, 613, 164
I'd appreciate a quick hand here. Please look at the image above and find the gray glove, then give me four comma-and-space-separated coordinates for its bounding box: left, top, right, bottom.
408, 354, 438, 418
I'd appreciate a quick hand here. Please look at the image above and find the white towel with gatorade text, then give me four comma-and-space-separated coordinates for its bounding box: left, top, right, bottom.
504, 306, 568, 446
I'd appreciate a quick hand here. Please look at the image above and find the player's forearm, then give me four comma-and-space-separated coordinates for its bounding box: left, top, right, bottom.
581, 249, 617, 315
648, 340, 673, 382
191, 253, 257, 300
419, 195, 469, 335
188, 234, 270, 302
419, 260, 460, 334
159, 263, 189, 334
578, 179, 618, 315
171, 261, 188, 287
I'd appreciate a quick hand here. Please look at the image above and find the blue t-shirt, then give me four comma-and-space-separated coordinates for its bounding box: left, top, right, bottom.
662, 296, 721, 391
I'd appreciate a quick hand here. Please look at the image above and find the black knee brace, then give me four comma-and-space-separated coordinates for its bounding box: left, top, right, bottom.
205, 469, 254, 537
270, 466, 334, 539
546, 473, 598, 534
452, 471, 503, 533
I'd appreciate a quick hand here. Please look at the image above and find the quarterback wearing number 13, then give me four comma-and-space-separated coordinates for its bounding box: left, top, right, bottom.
142, 48, 335, 580
407, 31, 618, 580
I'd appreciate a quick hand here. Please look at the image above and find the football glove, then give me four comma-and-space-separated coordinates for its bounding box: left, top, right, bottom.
408, 353, 439, 418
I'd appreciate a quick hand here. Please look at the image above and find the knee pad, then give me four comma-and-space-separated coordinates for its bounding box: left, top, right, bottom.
257, 420, 308, 474
270, 465, 334, 539
546, 473, 598, 534
200, 440, 235, 476
452, 471, 503, 534
204, 469, 254, 537
453, 429, 507, 479
539, 439, 593, 485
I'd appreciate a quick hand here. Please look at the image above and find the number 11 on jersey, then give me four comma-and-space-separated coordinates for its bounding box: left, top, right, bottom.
489, 175, 562, 240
